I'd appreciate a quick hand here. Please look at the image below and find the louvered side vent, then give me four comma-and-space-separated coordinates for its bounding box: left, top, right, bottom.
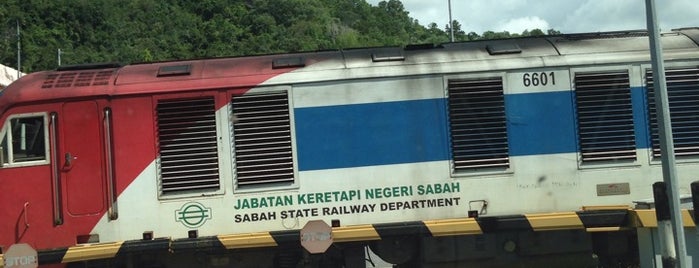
574, 71, 636, 162
42, 70, 115, 88
157, 98, 220, 194
646, 67, 699, 159
447, 78, 509, 172
231, 91, 294, 186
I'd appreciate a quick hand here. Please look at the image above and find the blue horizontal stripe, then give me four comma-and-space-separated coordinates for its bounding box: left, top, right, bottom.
295, 99, 450, 171
295, 89, 652, 171
632, 87, 650, 149
505, 91, 577, 156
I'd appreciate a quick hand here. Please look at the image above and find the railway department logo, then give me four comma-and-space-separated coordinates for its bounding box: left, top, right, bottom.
175, 202, 212, 228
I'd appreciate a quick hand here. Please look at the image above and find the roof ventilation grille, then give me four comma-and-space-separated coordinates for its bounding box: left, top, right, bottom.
273, 57, 305, 69
42, 70, 115, 88
371, 47, 405, 62
486, 43, 522, 55
157, 65, 191, 77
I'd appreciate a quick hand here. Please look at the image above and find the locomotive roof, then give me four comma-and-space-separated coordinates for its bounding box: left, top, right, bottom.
1, 28, 699, 115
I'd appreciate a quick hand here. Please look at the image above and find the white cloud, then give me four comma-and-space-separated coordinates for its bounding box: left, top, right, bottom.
563, 0, 645, 33
402, 1, 448, 27
659, 0, 699, 30
367, 0, 698, 34
496, 16, 550, 34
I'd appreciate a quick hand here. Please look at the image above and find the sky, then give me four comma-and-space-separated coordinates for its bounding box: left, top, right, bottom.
366, 0, 699, 34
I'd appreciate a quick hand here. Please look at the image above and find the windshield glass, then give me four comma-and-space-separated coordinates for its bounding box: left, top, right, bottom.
0, 114, 47, 167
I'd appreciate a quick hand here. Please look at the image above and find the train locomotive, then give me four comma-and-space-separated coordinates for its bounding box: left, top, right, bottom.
1, 28, 699, 267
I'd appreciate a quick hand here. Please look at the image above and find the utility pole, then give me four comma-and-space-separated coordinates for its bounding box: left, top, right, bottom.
16, 20, 21, 78
448, 0, 454, 42
644, 0, 688, 267
58, 49, 62, 66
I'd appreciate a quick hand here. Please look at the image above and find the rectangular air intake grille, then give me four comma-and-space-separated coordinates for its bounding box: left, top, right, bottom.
574, 71, 636, 162
646, 67, 699, 158
231, 91, 294, 186
156, 98, 220, 194
447, 77, 509, 172
42, 70, 114, 88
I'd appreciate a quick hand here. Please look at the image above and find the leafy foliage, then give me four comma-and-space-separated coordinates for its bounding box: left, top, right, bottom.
0, 0, 560, 72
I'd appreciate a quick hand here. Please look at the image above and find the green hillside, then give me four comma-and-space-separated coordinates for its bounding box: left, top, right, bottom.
0, 0, 557, 72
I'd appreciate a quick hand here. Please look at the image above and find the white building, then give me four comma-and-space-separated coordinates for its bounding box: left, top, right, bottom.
0, 64, 23, 90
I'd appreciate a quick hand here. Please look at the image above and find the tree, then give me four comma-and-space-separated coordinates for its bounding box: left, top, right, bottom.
445, 20, 467, 41
529, 29, 545, 36
0, 0, 565, 72
422, 22, 448, 44
547, 29, 562, 35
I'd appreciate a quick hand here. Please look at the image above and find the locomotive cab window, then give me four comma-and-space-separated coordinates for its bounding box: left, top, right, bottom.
1, 114, 49, 167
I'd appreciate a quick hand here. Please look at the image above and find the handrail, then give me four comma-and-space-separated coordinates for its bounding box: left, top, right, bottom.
50, 112, 63, 225
104, 108, 118, 220
23, 202, 30, 227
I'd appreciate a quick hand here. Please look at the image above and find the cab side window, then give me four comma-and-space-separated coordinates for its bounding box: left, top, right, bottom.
1, 114, 48, 166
